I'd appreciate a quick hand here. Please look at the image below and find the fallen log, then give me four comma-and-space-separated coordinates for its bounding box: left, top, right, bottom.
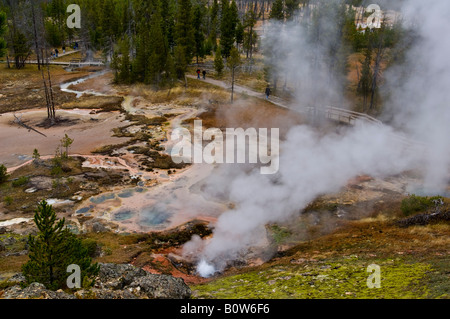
13, 114, 47, 137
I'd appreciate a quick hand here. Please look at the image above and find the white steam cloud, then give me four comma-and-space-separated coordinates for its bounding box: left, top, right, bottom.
382, 0, 450, 193
182, 0, 450, 276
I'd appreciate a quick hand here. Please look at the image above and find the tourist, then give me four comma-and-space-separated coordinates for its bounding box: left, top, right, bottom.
265, 86, 271, 100
202, 70, 206, 80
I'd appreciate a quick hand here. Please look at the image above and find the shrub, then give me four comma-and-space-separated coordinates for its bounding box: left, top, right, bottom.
81, 238, 99, 258
4, 196, 13, 206
401, 194, 444, 216
11, 176, 29, 187
0, 164, 8, 184
32, 149, 40, 161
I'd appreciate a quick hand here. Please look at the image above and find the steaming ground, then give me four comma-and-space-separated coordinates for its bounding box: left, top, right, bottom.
186, 122, 423, 277
183, 0, 450, 277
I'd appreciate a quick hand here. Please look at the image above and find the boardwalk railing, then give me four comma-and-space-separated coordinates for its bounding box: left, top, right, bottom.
69, 58, 82, 67
323, 106, 382, 126
297, 104, 383, 126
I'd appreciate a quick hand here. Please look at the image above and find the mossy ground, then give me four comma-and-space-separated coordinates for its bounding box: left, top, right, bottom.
192, 257, 439, 299
192, 217, 449, 299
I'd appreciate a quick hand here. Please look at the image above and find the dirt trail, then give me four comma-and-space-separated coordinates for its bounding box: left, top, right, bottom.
186, 75, 289, 109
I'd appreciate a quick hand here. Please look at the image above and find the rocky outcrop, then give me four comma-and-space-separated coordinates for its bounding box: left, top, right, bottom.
2, 283, 76, 299
0, 263, 191, 299
94, 263, 191, 299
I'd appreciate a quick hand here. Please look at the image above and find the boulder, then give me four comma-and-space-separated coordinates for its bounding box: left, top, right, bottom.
2, 282, 75, 299
96, 263, 191, 299
3, 237, 17, 246
127, 274, 191, 299
1, 263, 191, 299
97, 263, 147, 290
75, 288, 138, 299
6, 273, 26, 285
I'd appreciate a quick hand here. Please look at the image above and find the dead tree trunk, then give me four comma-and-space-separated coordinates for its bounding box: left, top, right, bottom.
31, 2, 41, 71
369, 29, 385, 111
231, 67, 235, 103
41, 49, 56, 123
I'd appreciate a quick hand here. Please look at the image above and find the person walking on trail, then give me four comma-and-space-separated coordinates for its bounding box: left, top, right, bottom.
202, 70, 206, 80
55, 48, 59, 58
62, 45, 66, 54
197, 69, 201, 79
265, 86, 271, 100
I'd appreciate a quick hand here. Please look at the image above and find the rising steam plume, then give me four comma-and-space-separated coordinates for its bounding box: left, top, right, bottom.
182, 0, 450, 277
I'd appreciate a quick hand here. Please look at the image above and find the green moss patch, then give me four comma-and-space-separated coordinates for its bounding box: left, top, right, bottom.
192, 258, 434, 299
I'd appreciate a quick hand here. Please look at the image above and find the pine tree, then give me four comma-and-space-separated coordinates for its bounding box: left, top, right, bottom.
11, 31, 30, 69
208, 0, 219, 50
45, 20, 62, 48
32, 149, 41, 161
193, 4, 205, 64
358, 47, 373, 111
22, 200, 99, 290
220, 0, 238, 57
60, 134, 74, 159
175, 0, 195, 64
0, 164, 8, 184
0, 10, 7, 58
45, 0, 66, 47
243, 9, 257, 60
119, 39, 132, 83
214, 45, 224, 76
235, 20, 244, 51
101, 0, 120, 57
147, 2, 169, 86
270, 0, 284, 21
227, 46, 241, 103
161, 0, 176, 50
285, 0, 300, 20
174, 45, 187, 80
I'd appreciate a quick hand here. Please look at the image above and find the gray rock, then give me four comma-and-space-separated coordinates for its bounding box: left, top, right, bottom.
0, 227, 6, 234
75, 288, 138, 299
2, 285, 22, 298
97, 263, 147, 290
127, 274, 191, 299
7, 273, 26, 284
1, 263, 191, 299
2, 237, 17, 246
96, 263, 191, 299
92, 221, 108, 233
5, 250, 28, 257
2, 282, 76, 299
